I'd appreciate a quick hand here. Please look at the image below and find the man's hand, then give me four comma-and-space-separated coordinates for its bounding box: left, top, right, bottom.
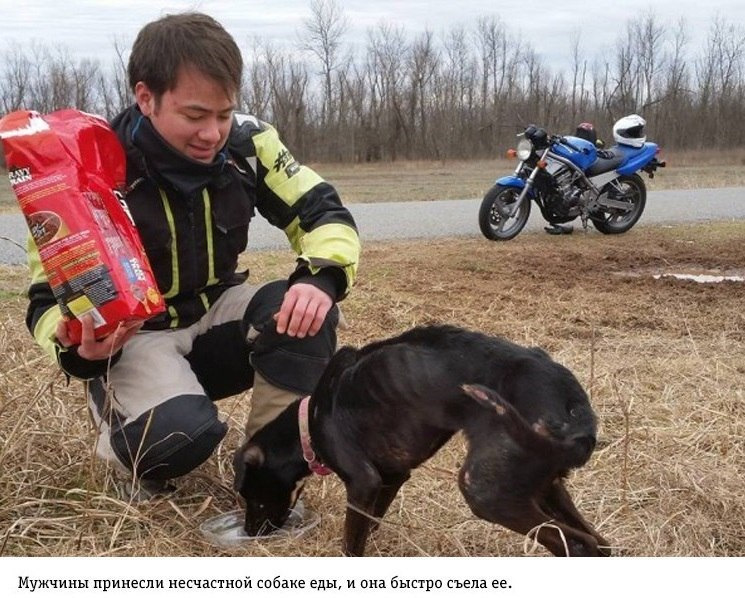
56, 315, 144, 361
274, 283, 333, 338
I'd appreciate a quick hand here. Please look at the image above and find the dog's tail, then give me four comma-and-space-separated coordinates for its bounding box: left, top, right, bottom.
461, 384, 595, 470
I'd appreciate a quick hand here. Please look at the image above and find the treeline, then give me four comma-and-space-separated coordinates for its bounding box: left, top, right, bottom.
1, 0, 744, 163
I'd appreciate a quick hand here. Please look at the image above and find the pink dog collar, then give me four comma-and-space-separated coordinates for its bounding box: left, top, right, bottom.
298, 396, 333, 476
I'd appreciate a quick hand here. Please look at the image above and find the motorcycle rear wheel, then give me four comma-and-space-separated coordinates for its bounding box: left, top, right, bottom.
478, 184, 532, 241
591, 174, 646, 234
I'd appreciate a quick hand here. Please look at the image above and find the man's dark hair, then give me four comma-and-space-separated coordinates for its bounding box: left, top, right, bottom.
128, 12, 243, 100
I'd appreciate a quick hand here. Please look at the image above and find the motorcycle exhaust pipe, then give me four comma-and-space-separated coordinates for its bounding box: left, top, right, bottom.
595, 195, 633, 211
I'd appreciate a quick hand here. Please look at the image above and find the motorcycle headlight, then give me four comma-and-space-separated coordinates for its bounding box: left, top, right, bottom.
516, 139, 533, 161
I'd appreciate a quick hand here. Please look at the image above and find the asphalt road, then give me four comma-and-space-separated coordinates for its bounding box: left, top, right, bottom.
0, 187, 743, 265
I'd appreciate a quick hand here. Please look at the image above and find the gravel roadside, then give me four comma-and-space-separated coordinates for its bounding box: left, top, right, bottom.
1, 187, 743, 265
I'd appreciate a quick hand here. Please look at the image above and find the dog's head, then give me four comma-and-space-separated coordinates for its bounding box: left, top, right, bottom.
502, 351, 598, 462
233, 441, 307, 536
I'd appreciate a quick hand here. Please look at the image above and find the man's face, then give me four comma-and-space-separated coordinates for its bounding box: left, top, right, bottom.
135, 66, 236, 163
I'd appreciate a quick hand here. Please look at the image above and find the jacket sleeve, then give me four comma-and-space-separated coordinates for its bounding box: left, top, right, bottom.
26, 235, 121, 380
231, 116, 360, 300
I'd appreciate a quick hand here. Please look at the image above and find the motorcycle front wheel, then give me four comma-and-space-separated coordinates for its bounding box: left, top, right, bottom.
478, 184, 532, 241
590, 173, 646, 234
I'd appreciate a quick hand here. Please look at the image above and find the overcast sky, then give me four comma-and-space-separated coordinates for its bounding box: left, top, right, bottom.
0, 0, 742, 74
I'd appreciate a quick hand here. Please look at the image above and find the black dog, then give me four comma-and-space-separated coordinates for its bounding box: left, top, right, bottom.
233, 325, 610, 556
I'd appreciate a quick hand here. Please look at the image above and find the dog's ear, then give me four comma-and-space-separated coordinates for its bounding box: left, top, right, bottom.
242, 444, 265, 468
233, 443, 265, 491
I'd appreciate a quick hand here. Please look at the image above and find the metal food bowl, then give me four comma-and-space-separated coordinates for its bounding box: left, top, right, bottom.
200, 501, 320, 547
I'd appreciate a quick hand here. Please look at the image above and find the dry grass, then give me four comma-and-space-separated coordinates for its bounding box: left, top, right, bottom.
1, 148, 745, 211
1, 221, 743, 557
308, 148, 745, 203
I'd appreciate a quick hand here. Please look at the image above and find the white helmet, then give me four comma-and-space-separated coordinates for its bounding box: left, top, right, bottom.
613, 114, 646, 147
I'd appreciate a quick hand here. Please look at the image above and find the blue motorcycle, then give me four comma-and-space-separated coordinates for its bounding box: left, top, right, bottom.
478, 115, 666, 240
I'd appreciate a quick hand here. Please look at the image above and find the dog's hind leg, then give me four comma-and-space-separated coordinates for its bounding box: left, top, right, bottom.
540, 479, 611, 556
459, 458, 603, 556
342, 462, 383, 556
468, 494, 603, 557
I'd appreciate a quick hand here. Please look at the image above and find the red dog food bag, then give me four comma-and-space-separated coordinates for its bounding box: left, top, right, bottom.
0, 109, 165, 345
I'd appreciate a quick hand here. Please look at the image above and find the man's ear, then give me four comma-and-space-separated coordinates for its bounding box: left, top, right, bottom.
134, 81, 156, 117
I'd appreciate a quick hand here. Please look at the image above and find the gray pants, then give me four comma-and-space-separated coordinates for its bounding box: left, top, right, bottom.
87, 280, 338, 480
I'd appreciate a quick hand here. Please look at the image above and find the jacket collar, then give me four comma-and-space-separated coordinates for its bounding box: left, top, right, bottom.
112, 105, 229, 198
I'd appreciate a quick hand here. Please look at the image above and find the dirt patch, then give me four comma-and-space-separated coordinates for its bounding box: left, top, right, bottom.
0, 221, 743, 557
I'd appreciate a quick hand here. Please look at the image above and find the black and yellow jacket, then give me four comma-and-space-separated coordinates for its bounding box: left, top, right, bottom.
26, 106, 360, 379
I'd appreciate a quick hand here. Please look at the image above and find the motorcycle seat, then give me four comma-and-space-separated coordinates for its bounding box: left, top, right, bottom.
586, 151, 625, 176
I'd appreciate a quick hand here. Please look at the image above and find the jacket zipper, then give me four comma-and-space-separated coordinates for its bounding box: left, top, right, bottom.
185, 194, 199, 296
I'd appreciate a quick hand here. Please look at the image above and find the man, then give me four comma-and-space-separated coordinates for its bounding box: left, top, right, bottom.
25, 12, 360, 498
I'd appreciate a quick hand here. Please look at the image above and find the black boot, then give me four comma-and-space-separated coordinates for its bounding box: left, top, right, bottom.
544, 224, 574, 235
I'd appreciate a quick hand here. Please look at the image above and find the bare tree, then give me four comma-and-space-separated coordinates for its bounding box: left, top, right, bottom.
365, 22, 409, 160
110, 37, 132, 116
240, 37, 273, 118
568, 31, 588, 124
658, 18, 691, 146
607, 24, 638, 119
3, 10, 745, 160
665, 19, 690, 101
342, 61, 377, 161
439, 25, 478, 156
475, 17, 506, 112
406, 30, 439, 156
25, 43, 53, 112
70, 58, 102, 113
634, 13, 666, 110
274, 57, 310, 155
695, 16, 745, 146
0, 43, 32, 113
300, 0, 349, 126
